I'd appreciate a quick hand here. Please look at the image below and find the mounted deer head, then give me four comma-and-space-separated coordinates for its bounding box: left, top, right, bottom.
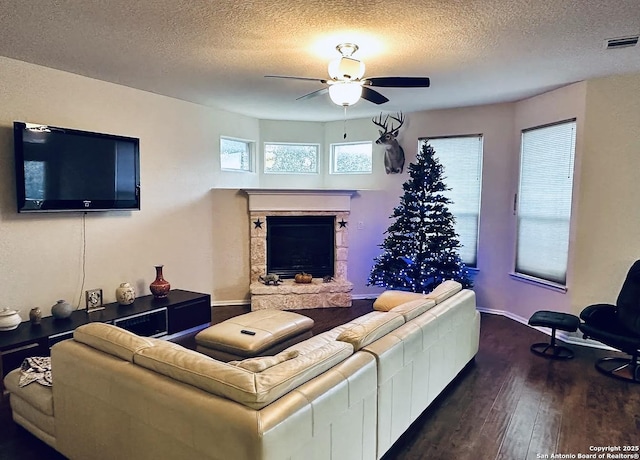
373, 112, 405, 174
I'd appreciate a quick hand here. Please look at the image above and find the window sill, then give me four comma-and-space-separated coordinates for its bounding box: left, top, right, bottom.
509, 272, 567, 293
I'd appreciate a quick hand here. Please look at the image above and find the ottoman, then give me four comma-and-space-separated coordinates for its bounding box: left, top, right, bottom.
195, 310, 314, 361
528, 310, 580, 360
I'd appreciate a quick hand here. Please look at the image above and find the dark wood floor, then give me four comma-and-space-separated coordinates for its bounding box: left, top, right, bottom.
1, 301, 638, 460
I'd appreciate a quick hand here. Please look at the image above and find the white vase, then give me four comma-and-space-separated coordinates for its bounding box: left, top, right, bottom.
0, 308, 22, 331
116, 283, 135, 306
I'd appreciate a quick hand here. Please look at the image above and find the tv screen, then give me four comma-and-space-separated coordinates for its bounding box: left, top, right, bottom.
13, 122, 140, 213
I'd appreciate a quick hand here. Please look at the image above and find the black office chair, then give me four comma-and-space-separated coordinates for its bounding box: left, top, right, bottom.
579, 260, 640, 383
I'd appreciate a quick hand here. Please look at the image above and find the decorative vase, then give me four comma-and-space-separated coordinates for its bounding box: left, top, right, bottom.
149, 265, 171, 298
29, 307, 42, 325
0, 308, 22, 331
51, 300, 72, 319
116, 282, 136, 306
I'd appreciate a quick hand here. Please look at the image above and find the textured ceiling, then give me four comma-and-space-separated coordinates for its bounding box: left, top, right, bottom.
0, 0, 639, 121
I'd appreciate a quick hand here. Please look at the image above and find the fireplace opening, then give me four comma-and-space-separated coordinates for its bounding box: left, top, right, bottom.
266, 216, 335, 279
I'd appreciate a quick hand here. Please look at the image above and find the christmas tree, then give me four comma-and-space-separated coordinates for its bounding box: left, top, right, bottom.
368, 142, 472, 293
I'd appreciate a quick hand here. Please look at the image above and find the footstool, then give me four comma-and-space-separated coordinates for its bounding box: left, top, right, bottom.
195, 310, 314, 361
528, 310, 580, 360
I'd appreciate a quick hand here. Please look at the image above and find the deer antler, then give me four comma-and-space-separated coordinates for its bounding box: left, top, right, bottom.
372, 113, 390, 134
372, 112, 404, 135
389, 112, 405, 133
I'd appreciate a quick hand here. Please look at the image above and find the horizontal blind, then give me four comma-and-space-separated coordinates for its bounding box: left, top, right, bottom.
516, 120, 576, 284
423, 135, 483, 266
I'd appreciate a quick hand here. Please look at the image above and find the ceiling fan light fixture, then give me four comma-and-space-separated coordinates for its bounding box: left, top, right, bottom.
336, 43, 358, 57
328, 57, 365, 81
328, 81, 362, 106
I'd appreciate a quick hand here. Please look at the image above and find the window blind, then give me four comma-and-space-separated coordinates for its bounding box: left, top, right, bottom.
516, 120, 576, 284
422, 135, 483, 267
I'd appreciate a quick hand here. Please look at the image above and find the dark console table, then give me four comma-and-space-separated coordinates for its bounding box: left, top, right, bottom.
0, 289, 211, 389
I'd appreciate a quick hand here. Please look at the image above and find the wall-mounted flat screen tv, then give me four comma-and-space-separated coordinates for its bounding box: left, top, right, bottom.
14, 122, 140, 213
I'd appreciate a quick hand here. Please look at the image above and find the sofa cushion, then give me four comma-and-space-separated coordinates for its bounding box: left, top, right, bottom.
424, 280, 463, 304
373, 290, 427, 311
389, 298, 437, 321
147, 337, 186, 351
336, 311, 405, 350
229, 350, 299, 372
134, 340, 353, 410
73, 323, 155, 362
3, 368, 54, 416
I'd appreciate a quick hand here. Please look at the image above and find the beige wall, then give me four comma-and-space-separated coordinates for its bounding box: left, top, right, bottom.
572, 73, 640, 312
0, 56, 259, 319
495, 82, 588, 320
2, 53, 638, 323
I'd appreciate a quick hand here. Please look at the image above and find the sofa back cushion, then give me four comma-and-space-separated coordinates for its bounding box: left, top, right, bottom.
336, 311, 405, 350
373, 290, 427, 311
229, 350, 300, 372
134, 340, 353, 410
389, 298, 437, 321
73, 323, 155, 362
424, 280, 462, 304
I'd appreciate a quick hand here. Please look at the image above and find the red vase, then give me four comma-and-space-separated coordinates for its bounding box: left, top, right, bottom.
149, 265, 171, 298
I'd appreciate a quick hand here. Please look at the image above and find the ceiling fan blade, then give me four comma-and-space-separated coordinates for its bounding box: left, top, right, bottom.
296, 87, 329, 101
364, 77, 431, 88
265, 75, 328, 84
361, 86, 389, 105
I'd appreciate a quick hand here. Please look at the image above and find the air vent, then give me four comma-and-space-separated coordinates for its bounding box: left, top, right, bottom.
605, 35, 639, 49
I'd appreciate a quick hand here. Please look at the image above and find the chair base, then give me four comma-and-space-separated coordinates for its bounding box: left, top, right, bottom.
530, 342, 574, 360
595, 356, 640, 383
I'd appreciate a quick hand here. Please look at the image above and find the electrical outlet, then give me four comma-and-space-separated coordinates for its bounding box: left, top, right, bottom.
357, 221, 365, 230
85, 288, 104, 312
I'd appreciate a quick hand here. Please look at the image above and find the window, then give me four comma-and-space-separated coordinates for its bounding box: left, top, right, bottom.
330, 141, 373, 174
264, 143, 319, 174
516, 120, 577, 285
420, 135, 483, 267
220, 137, 253, 172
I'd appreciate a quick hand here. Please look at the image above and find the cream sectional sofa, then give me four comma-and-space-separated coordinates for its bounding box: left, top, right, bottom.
4, 282, 480, 460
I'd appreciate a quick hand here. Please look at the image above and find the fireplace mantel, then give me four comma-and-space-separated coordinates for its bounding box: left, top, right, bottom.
242, 189, 357, 212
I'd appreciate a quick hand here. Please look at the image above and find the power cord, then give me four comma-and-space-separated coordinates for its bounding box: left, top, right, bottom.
75, 212, 87, 310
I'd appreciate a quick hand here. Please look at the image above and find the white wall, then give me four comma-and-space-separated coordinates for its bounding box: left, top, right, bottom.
2, 53, 637, 323
494, 82, 587, 320
572, 73, 640, 312
0, 56, 259, 320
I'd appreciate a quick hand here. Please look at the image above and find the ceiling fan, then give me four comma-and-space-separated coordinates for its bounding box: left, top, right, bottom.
265, 43, 431, 107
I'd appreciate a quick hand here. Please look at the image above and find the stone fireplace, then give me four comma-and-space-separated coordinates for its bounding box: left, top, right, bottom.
244, 189, 355, 311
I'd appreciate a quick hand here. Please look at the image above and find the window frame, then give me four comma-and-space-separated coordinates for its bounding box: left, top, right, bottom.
263, 142, 320, 175
329, 141, 373, 175
419, 134, 483, 268
220, 136, 255, 173
513, 118, 577, 288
